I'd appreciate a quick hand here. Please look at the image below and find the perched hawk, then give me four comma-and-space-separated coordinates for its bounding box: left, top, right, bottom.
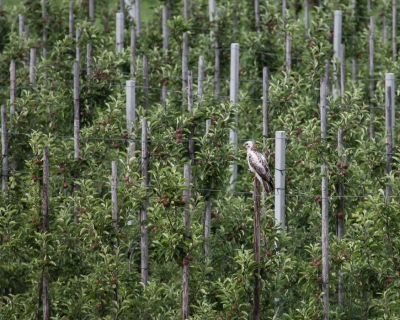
243, 141, 274, 194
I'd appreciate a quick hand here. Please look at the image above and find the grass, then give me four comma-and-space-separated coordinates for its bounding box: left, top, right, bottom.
1, 0, 158, 21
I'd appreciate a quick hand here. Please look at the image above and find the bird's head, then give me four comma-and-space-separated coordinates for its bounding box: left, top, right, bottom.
243, 141, 256, 150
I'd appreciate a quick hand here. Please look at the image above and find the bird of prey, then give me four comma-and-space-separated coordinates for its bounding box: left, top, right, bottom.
243, 141, 274, 194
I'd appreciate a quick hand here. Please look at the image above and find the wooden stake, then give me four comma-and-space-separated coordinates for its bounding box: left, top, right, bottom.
229, 43, 239, 184
111, 161, 118, 231
74, 61, 80, 121
141, 118, 148, 285
282, 0, 287, 27
126, 80, 136, 160
130, 27, 136, 77
383, 0, 388, 41
42, 0, 47, 60
18, 14, 24, 38
304, 0, 309, 37
188, 71, 194, 164
69, 2, 74, 39
74, 120, 79, 159
1, 105, 8, 191
76, 27, 81, 62
385, 74, 395, 200
87, 43, 92, 76
337, 126, 345, 305
285, 35, 291, 73
340, 44, 345, 104
30, 48, 36, 85
262, 67, 269, 148
254, 0, 260, 31
393, 0, 397, 58
252, 178, 261, 320
213, 9, 220, 98
198, 56, 204, 101
184, 0, 188, 22
182, 33, 189, 106
10, 60, 15, 115
143, 55, 149, 111
120, 0, 125, 17
89, 0, 94, 26
369, 17, 375, 140
274, 131, 286, 231
333, 10, 342, 100
136, 0, 141, 37
116, 12, 124, 54
320, 76, 329, 320
42, 146, 50, 320
324, 60, 330, 97
182, 163, 191, 319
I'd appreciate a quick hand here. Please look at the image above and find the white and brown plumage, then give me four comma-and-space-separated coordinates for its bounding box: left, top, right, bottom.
243, 141, 274, 194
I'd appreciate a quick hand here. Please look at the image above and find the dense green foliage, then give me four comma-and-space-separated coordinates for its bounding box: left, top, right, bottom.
0, 0, 400, 319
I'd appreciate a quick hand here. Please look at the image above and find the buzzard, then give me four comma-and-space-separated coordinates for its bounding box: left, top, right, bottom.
243, 141, 274, 194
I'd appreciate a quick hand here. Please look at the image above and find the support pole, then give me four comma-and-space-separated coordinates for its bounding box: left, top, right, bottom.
89, 0, 94, 26
393, 0, 397, 58
229, 43, 239, 184
87, 43, 92, 76
369, 17, 375, 140
274, 131, 286, 230
337, 126, 345, 306
198, 56, 204, 101
143, 56, 149, 111
183, 0, 188, 22
254, 0, 260, 31
42, 146, 50, 320
262, 67, 269, 148
10, 60, 15, 115
385, 73, 395, 200
340, 44, 345, 104
69, 2, 74, 39
18, 14, 24, 38
74, 61, 80, 122
30, 48, 36, 85
320, 76, 329, 320
253, 178, 261, 320
111, 160, 119, 311
333, 10, 342, 100
304, 0, 309, 37
182, 164, 191, 319
285, 36, 291, 73
116, 12, 124, 54
141, 119, 148, 285
1, 105, 8, 191
130, 27, 136, 77
126, 80, 136, 160
136, 0, 141, 37
42, 0, 47, 60
76, 27, 81, 62
182, 33, 189, 106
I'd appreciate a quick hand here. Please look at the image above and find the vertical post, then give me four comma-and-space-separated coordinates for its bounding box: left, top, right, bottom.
24, 25, 29, 40
214, 28, 220, 97
183, 0, 188, 22
209, 0, 215, 24
198, 56, 204, 101
275, 131, 286, 230
162, 6, 168, 52
320, 76, 329, 320
182, 163, 191, 320
18, 14, 24, 38
324, 60, 330, 96
383, 0, 388, 41
182, 33, 189, 106
136, 0, 141, 37
130, 27, 136, 77
385, 73, 395, 200
337, 126, 345, 305
254, 0, 260, 31
116, 12, 124, 54
76, 27, 81, 62
340, 44, 345, 104
188, 71, 194, 164
262, 67, 269, 148
120, 0, 125, 18
87, 43, 92, 76
10, 60, 15, 115
393, 0, 397, 58
143, 56, 149, 110
42, 146, 50, 320
351, 0, 357, 83
30, 48, 36, 85
89, 0, 94, 26
74, 61, 80, 159
111, 161, 118, 231
204, 120, 211, 256
1, 105, 8, 191
304, 0, 309, 37
253, 178, 261, 320
141, 119, 148, 285
42, 0, 47, 60
126, 80, 136, 160
369, 17, 375, 140
229, 43, 239, 184
285, 35, 291, 73
282, 0, 287, 27
69, 2, 74, 39
333, 10, 342, 100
